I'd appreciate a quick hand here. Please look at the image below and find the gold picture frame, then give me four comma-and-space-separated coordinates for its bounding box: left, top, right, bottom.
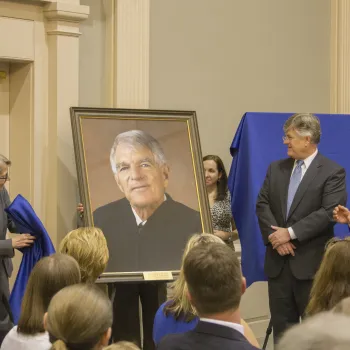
70, 107, 212, 282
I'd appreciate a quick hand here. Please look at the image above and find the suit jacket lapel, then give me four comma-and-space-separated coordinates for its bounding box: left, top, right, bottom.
280, 158, 294, 222
287, 154, 322, 220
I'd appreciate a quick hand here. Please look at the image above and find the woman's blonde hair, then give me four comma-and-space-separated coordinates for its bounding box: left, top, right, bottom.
47, 284, 112, 350
17, 254, 81, 335
104, 341, 140, 350
164, 233, 224, 321
59, 227, 109, 283
306, 237, 350, 316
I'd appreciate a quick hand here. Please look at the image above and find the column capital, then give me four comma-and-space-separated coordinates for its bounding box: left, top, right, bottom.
44, 2, 89, 37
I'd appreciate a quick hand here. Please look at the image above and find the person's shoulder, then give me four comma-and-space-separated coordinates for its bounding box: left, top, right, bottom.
157, 331, 189, 349
270, 157, 292, 168
166, 197, 199, 216
93, 198, 128, 218
155, 301, 168, 318
317, 153, 345, 171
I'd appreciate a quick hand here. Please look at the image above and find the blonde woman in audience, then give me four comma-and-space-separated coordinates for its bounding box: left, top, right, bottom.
306, 237, 350, 316
59, 227, 109, 283
1, 254, 81, 350
153, 233, 259, 347
45, 283, 112, 350
104, 341, 140, 350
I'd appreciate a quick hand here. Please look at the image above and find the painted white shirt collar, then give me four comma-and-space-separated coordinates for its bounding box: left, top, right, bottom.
131, 194, 167, 226
199, 318, 244, 335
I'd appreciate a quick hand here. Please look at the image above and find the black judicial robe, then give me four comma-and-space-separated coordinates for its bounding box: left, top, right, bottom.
93, 194, 202, 272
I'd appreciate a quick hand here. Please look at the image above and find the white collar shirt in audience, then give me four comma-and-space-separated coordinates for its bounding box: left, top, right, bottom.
1, 326, 51, 350
200, 318, 244, 335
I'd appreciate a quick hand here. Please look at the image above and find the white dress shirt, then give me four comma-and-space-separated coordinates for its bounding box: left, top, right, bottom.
288, 149, 318, 239
131, 194, 167, 226
1, 326, 50, 350
200, 318, 244, 335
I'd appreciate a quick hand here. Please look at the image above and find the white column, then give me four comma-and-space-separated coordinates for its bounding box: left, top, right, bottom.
331, 0, 350, 113
44, 2, 89, 246
114, 0, 150, 108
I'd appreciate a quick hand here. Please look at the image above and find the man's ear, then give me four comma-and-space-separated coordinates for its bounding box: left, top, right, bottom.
241, 277, 247, 295
43, 313, 48, 330
162, 165, 170, 187
100, 327, 112, 346
114, 173, 125, 194
305, 136, 311, 146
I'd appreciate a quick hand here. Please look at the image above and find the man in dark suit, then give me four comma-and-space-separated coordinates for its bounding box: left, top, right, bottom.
158, 242, 259, 350
93, 130, 202, 349
256, 113, 347, 342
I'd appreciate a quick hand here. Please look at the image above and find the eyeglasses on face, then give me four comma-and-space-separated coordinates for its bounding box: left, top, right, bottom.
282, 136, 296, 142
0, 173, 9, 182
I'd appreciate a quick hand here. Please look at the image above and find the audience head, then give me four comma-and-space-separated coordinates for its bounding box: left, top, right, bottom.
164, 233, 224, 321
184, 242, 245, 317
203, 155, 228, 200
277, 312, 350, 350
45, 284, 112, 350
104, 341, 140, 350
17, 253, 81, 335
59, 227, 109, 283
306, 237, 350, 316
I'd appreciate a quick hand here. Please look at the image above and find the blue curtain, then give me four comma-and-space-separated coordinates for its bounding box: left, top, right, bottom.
228, 112, 350, 286
5, 195, 55, 324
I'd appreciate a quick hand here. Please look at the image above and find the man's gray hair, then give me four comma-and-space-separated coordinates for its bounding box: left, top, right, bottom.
277, 312, 350, 350
110, 130, 167, 174
0, 154, 11, 168
283, 113, 321, 144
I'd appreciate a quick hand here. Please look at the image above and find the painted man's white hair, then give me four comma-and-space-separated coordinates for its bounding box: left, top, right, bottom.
110, 130, 167, 174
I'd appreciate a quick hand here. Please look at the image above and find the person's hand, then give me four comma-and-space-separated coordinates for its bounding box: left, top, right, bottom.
333, 205, 350, 224
12, 234, 36, 249
276, 242, 296, 256
214, 230, 231, 240
77, 203, 84, 217
269, 226, 291, 248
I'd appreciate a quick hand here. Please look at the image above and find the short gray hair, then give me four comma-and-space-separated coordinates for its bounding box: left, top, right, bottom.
277, 312, 350, 350
110, 130, 167, 174
0, 154, 11, 168
283, 113, 321, 144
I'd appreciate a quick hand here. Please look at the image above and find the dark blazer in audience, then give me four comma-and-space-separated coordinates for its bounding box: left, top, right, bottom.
157, 321, 259, 350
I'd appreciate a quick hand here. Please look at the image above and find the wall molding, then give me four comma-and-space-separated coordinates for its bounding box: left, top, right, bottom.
331, 0, 350, 113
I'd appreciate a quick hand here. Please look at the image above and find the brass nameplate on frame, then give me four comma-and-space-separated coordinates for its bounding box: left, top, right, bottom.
143, 271, 173, 281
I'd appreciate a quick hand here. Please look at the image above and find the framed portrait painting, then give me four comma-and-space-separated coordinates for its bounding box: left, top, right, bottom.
70, 107, 212, 282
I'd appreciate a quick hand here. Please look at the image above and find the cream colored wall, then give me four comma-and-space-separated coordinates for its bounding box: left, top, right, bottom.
149, 0, 331, 169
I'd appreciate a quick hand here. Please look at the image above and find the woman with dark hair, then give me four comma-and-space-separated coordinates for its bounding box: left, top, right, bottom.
203, 155, 237, 247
